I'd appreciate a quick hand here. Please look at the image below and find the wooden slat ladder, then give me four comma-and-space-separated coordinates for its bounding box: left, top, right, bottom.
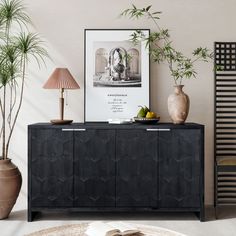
214, 42, 236, 218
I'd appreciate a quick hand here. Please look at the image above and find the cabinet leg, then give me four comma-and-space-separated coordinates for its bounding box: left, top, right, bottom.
28, 211, 37, 222
195, 210, 205, 222
200, 210, 205, 222
215, 205, 218, 219
28, 210, 33, 222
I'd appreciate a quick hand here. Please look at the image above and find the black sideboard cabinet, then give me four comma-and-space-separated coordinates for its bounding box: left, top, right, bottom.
28, 122, 204, 221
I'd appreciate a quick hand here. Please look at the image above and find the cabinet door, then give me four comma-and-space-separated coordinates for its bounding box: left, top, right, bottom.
74, 129, 116, 207
159, 129, 201, 208
30, 128, 73, 207
116, 129, 158, 207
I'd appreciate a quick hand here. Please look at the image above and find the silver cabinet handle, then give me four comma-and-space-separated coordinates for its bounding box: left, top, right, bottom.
146, 129, 159, 132
62, 128, 86, 132
157, 129, 170, 131
146, 128, 170, 132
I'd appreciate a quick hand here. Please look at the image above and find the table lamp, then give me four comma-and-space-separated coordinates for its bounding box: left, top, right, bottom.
43, 68, 80, 124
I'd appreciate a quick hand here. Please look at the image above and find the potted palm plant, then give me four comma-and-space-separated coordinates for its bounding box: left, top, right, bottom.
121, 5, 213, 124
0, 0, 48, 219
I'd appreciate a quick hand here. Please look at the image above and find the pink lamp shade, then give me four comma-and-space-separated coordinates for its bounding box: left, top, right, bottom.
43, 68, 80, 125
43, 68, 80, 89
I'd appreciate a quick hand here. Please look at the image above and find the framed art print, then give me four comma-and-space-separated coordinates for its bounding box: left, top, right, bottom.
84, 29, 150, 122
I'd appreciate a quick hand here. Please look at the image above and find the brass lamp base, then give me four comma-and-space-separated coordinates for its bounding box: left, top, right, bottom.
50, 119, 73, 125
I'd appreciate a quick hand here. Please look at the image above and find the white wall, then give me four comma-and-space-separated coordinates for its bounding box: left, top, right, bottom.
11, 0, 236, 210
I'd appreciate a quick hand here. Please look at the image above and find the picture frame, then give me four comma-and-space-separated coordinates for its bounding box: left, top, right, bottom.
84, 29, 150, 122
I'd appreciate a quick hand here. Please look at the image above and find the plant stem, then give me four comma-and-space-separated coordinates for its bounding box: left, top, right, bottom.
147, 12, 162, 32
0, 98, 3, 140
152, 40, 176, 82
147, 11, 177, 83
2, 86, 6, 159
0, 98, 3, 118
147, 11, 171, 47
0, 126, 3, 140
6, 57, 26, 159
5, 22, 10, 45
191, 56, 203, 64
8, 81, 13, 129
1, 21, 10, 159
7, 79, 17, 130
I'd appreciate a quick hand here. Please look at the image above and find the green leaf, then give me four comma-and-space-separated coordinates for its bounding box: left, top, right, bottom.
146, 5, 152, 11
152, 11, 162, 14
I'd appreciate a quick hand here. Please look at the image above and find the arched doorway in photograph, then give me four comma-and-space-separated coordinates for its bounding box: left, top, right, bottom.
127, 48, 140, 76
95, 48, 108, 74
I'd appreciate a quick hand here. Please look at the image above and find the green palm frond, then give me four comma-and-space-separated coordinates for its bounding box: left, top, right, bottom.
0, 0, 31, 29
0, 46, 20, 88
15, 32, 49, 68
0, 62, 14, 86
0, 43, 19, 63
0, 30, 7, 41
0, 64, 21, 88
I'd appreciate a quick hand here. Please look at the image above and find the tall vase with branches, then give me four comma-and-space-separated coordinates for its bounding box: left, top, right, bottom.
121, 5, 213, 123
0, 0, 48, 219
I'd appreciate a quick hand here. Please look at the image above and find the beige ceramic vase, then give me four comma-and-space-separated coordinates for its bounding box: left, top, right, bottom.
0, 159, 22, 219
168, 85, 190, 124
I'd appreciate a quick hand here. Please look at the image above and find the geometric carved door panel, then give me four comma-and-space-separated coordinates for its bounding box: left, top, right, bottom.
159, 129, 201, 208
30, 129, 73, 207
74, 129, 116, 207
116, 129, 158, 207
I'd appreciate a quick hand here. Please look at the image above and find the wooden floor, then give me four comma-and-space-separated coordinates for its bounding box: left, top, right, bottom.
0, 206, 236, 236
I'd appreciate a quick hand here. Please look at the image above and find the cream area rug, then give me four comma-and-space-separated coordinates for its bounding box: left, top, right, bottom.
26, 221, 187, 236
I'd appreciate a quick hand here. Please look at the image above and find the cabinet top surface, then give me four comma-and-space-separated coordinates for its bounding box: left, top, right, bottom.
28, 122, 204, 129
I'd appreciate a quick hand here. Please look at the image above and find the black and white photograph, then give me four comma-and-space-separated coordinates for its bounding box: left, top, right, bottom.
93, 41, 141, 87
85, 29, 150, 122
